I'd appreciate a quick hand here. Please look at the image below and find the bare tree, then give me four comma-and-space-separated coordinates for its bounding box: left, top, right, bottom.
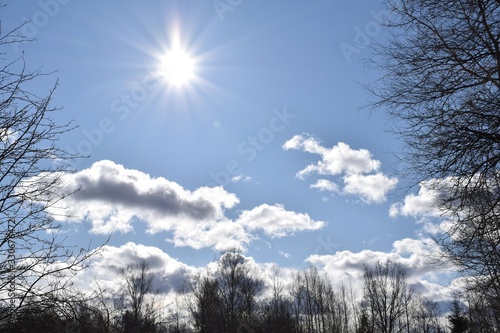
215, 250, 264, 332
119, 260, 158, 332
187, 251, 265, 333
362, 261, 412, 333
439, 185, 500, 313
368, 0, 500, 184
412, 297, 443, 333
0, 19, 97, 325
462, 289, 500, 333
367, 0, 500, 314
290, 266, 349, 333
260, 266, 298, 333
190, 275, 223, 333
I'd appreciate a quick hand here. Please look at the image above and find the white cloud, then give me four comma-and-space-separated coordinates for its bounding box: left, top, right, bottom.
388, 178, 465, 237
37, 160, 239, 233
387, 174, 500, 274
26, 160, 245, 250
236, 203, 326, 238
283, 134, 397, 203
75, 242, 198, 294
27, 160, 325, 251
283, 135, 380, 177
310, 179, 339, 192
308, 238, 446, 279
306, 237, 455, 299
167, 220, 251, 251
389, 180, 443, 218
344, 172, 398, 203
388, 176, 486, 220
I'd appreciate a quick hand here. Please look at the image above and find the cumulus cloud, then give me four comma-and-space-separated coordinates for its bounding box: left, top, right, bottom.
344, 173, 398, 203
283, 135, 380, 177
389, 179, 443, 218
388, 175, 491, 220
283, 134, 397, 203
388, 178, 470, 238
306, 237, 454, 298
308, 238, 446, 278
75, 242, 198, 294
39, 160, 240, 248
236, 203, 326, 238
168, 220, 251, 251
29, 160, 324, 251
76, 244, 287, 299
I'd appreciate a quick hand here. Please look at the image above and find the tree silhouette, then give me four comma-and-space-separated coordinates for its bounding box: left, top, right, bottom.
362, 261, 412, 333
447, 296, 468, 333
367, 0, 500, 317
0, 18, 96, 325
119, 260, 157, 332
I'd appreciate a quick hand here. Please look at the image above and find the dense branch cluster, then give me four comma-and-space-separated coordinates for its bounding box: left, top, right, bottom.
371, 0, 500, 185
368, 0, 500, 320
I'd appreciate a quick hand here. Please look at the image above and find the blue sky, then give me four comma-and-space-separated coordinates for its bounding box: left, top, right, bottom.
4, 1, 457, 300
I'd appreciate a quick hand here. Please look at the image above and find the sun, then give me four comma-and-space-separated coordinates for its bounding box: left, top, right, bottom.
158, 46, 195, 87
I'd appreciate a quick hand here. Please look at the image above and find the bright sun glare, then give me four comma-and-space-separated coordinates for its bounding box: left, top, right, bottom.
158, 46, 195, 87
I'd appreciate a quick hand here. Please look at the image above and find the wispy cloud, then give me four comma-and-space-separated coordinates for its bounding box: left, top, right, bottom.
279, 250, 291, 258
283, 134, 397, 203
231, 174, 252, 183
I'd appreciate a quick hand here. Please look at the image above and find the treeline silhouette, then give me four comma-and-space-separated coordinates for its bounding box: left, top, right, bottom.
1, 251, 497, 333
